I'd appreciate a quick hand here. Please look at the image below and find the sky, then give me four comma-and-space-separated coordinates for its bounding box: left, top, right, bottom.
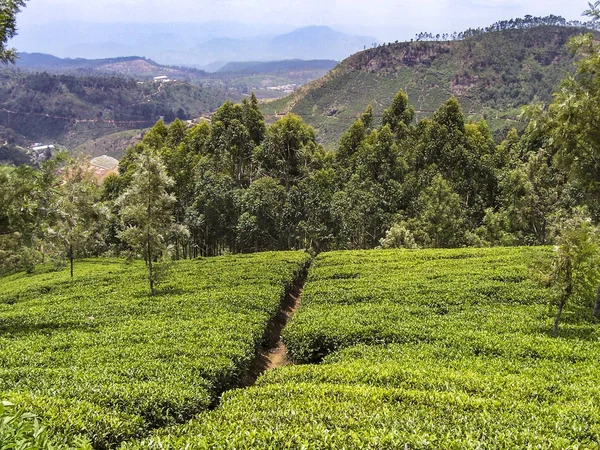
15, 0, 587, 41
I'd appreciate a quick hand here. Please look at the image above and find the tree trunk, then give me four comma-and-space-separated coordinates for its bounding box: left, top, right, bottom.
147, 227, 155, 296
69, 243, 74, 278
594, 283, 600, 319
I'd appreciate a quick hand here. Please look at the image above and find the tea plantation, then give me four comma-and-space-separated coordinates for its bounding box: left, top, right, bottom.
126, 247, 600, 449
0, 252, 310, 448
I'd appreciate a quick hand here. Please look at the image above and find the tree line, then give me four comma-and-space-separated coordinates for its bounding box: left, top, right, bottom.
3, 15, 600, 297
413, 14, 599, 42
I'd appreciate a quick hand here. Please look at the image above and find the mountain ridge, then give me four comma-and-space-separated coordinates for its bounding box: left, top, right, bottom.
262, 24, 596, 144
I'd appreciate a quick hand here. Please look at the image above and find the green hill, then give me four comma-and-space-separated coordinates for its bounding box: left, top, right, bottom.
262, 25, 594, 144
0, 70, 237, 148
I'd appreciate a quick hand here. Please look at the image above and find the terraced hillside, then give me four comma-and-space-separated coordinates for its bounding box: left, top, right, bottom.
263, 26, 594, 144
0, 252, 309, 448
129, 247, 600, 448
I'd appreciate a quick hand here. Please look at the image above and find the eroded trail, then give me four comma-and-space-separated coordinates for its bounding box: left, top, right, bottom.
241, 275, 306, 386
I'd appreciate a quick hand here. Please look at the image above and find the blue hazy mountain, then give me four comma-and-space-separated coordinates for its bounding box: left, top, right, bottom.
10, 22, 378, 66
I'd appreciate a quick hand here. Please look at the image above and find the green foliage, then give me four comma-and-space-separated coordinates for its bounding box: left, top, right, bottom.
379, 221, 418, 249
284, 247, 555, 363
116, 147, 177, 294
0, 0, 25, 64
412, 174, 466, 248
0, 252, 310, 448
0, 401, 91, 450
549, 211, 600, 334
262, 25, 591, 145
127, 246, 600, 449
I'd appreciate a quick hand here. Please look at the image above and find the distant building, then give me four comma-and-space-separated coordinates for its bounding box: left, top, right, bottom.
31, 144, 55, 152
153, 76, 171, 83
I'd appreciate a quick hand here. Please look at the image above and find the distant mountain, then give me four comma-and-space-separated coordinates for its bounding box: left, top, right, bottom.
193, 27, 377, 65
15, 53, 208, 82
9, 21, 293, 62
263, 25, 594, 145
217, 59, 337, 74
10, 23, 377, 66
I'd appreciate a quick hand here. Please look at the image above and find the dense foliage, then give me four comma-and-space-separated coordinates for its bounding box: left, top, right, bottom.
0, 252, 309, 448
5, 35, 600, 274
0, 70, 233, 148
126, 247, 600, 449
263, 24, 594, 144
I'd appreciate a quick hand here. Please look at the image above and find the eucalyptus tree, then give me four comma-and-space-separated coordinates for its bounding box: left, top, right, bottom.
117, 147, 176, 295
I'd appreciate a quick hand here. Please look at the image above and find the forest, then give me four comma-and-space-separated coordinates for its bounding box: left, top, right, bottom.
3, 18, 600, 275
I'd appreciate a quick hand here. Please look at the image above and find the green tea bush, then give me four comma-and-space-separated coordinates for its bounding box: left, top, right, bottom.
124, 247, 600, 449
284, 247, 560, 362
0, 252, 310, 448
0, 401, 91, 449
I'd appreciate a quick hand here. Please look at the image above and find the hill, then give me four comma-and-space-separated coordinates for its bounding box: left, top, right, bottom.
15, 53, 209, 82
0, 70, 237, 148
262, 25, 594, 144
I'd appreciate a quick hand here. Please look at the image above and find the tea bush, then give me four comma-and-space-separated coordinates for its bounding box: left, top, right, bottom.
125, 247, 600, 449
0, 252, 310, 448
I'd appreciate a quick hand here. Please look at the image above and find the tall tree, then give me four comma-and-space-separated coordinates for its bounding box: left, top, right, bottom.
49, 157, 103, 278
549, 213, 600, 335
258, 114, 317, 190
117, 147, 176, 295
414, 174, 466, 248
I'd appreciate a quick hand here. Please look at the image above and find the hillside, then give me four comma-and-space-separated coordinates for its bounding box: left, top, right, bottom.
215, 59, 339, 99
263, 25, 593, 144
0, 70, 237, 148
16, 53, 209, 82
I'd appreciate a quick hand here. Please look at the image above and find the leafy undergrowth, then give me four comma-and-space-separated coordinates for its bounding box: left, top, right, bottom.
124, 247, 600, 449
0, 252, 310, 448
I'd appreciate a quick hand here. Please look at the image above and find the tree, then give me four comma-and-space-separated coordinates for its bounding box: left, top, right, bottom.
236, 177, 286, 252
525, 8, 600, 218
0, 0, 26, 64
381, 90, 414, 137
257, 114, 317, 190
549, 213, 600, 335
49, 157, 103, 278
414, 174, 466, 248
379, 222, 419, 249
117, 147, 176, 295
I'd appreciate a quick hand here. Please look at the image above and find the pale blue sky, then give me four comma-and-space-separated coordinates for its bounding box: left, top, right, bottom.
15, 0, 586, 41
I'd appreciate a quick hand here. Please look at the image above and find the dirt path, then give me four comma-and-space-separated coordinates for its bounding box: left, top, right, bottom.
241, 276, 305, 386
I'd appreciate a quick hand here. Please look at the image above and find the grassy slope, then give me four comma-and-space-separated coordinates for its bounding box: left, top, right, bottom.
0, 252, 309, 448
128, 247, 600, 448
262, 26, 590, 145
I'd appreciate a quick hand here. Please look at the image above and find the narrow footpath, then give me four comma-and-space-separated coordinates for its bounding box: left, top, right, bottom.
241, 274, 306, 387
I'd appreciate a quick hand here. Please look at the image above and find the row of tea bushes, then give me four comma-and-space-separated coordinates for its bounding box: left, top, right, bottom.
0, 252, 310, 448
124, 341, 600, 448
124, 247, 600, 448
283, 247, 563, 362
